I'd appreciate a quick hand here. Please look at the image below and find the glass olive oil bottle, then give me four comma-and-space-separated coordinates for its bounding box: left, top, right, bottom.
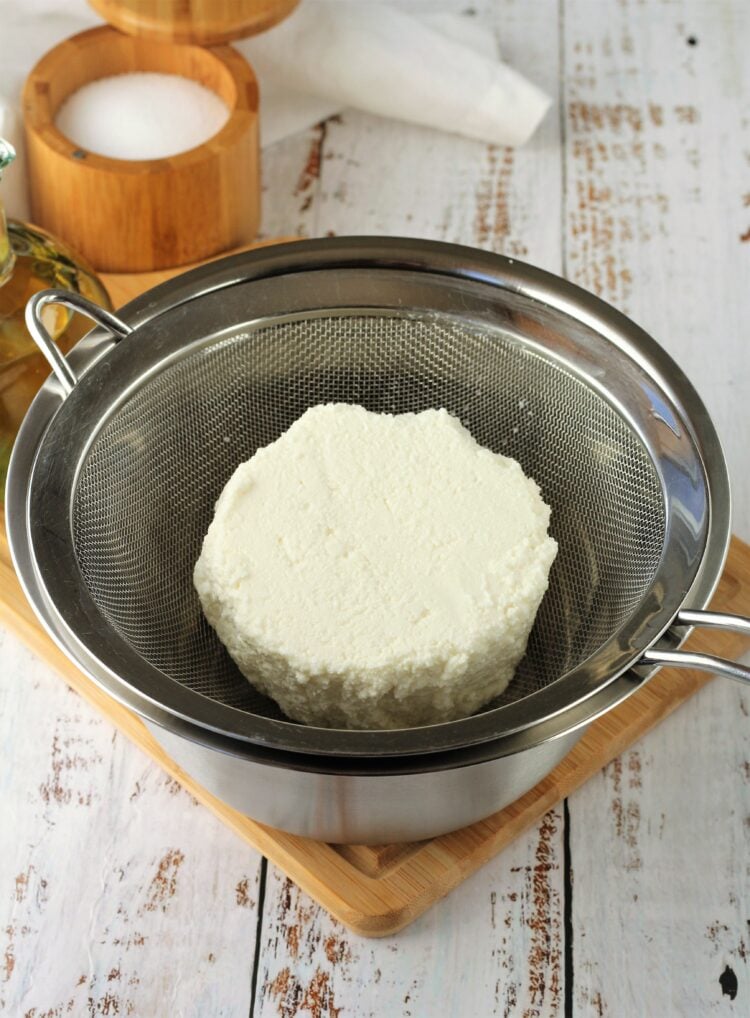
0, 139, 111, 492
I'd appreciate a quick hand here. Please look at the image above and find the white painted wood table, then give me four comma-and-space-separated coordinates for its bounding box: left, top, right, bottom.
2, 1, 750, 1015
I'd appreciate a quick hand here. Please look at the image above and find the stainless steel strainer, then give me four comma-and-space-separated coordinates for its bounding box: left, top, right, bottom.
7, 238, 750, 841
72, 311, 663, 712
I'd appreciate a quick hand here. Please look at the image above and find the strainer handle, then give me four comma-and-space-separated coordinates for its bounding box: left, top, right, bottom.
641, 609, 750, 684
25, 289, 131, 397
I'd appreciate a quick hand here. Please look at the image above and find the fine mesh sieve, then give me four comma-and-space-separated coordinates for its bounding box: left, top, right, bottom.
72, 313, 665, 720
12, 238, 745, 761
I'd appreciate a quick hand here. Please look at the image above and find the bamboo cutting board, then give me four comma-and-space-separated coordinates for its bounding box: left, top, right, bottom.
3, 247, 750, 936
3, 523, 749, 936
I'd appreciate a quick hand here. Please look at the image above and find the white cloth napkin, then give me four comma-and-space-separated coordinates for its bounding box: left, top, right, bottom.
0, 0, 551, 220
249, 6, 505, 147
240, 2, 550, 148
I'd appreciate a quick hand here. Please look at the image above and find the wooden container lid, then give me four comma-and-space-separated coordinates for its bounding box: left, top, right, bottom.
23, 26, 260, 273
87, 0, 301, 45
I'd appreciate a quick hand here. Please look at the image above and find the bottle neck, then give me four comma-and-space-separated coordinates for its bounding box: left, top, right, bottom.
0, 139, 17, 285
0, 195, 14, 286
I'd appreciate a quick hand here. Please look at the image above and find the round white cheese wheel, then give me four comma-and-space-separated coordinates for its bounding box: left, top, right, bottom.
194, 404, 557, 730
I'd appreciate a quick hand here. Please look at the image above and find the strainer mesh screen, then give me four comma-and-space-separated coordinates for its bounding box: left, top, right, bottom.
72, 313, 665, 722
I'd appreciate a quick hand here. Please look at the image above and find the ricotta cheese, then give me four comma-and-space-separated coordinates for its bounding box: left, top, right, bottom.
194, 404, 557, 729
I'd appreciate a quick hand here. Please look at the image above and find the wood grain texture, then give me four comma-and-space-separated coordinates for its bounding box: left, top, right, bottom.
562, 1, 750, 1012
254, 824, 566, 1018
88, 0, 301, 45
2, 0, 750, 1012
570, 677, 750, 1016
23, 26, 260, 272
259, 125, 328, 243
562, 0, 750, 548
0, 625, 262, 1018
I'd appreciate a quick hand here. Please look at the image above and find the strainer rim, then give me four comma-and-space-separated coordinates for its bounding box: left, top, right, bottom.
8, 238, 729, 758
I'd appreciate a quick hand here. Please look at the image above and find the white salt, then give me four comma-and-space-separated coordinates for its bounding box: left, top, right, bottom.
55, 72, 230, 160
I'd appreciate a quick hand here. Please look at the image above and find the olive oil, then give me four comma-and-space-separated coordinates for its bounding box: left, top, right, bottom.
0, 141, 110, 490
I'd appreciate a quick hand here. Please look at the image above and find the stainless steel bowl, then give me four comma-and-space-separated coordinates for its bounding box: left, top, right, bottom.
7, 238, 750, 843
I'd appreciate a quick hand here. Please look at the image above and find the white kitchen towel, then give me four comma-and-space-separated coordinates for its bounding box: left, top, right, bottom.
0, 0, 550, 219
253, 6, 504, 147
240, 2, 550, 148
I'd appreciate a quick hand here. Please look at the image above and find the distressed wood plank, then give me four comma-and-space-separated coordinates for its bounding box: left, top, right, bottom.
563, 0, 750, 543
260, 127, 325, 241
0, 627, 262, 1018
253, 0, 567, 1011
255, 813, 564, 1018
563, 1, 750, 1013
569, 678, 750, 1016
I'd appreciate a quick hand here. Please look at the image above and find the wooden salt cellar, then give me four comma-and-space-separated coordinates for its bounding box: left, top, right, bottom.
88, 0, 301, 45
23, 26, 260, 272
